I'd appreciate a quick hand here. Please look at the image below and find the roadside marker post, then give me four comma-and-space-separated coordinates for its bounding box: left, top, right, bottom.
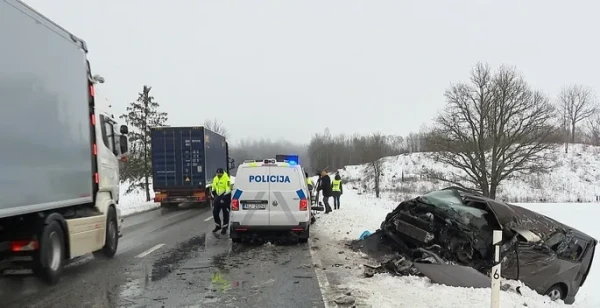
491, 230, 502, 308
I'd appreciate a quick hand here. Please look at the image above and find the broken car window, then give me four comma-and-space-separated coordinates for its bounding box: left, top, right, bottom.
557, 237, 587, 261
418, 190, 490, 228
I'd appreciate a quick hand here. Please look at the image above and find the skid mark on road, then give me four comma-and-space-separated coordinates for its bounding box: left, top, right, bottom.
309, 239, 333, 308
150, 235, 206, 282
135, 243, 165, 259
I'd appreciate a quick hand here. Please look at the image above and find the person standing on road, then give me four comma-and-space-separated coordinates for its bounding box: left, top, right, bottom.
331, 173, 343, 210
211, 168, 231, 234
317, 170, 333, 213
306, 172, 314, 203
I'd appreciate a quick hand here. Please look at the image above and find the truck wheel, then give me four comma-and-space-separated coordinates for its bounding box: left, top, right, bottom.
93, 206, 119, 259
34, 221, 66, 284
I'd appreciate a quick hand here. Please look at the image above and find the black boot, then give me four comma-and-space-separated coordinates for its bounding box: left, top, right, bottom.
212, 225, 221, 233
221, 224, 228, 235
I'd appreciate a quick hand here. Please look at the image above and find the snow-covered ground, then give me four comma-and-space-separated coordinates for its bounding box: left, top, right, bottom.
337, 144, 600, 203
117, 176, 236, 217
310, 185, 600, 308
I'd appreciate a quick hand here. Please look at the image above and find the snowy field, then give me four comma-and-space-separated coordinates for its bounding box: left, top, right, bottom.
338, 144, 600, 203
310, 184, 600, 308
117, 176, 236, 217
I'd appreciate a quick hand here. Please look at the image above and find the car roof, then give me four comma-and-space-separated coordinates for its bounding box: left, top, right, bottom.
443, 187, 596, 243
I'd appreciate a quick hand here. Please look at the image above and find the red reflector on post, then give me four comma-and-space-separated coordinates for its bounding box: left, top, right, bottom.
299, 199, 308, 211
11, 240, 39, 252
231, 199, 239, 211
94, 172, 99, 183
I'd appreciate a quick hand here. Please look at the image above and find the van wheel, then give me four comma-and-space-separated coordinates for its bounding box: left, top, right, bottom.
34, 221, 66, 285
298, 227, 309, 244
545, 284, 566, 301
93, 207, 119, 259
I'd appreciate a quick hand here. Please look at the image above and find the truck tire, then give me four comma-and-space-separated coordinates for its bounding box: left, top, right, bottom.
93, 206, 119, 259
34, 221, 66, 285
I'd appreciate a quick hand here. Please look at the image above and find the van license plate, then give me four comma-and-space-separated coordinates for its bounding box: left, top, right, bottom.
242, 200, 267, 210
242, 203, 267, 210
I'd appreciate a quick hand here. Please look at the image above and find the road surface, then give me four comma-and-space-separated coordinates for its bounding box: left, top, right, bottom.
0, 205, 326, 308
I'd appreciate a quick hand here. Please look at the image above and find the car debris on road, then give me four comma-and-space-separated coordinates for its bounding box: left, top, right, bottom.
352, 187, 597, 305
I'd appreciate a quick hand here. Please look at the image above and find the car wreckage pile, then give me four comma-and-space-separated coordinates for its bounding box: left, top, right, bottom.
352, 187, 597, 304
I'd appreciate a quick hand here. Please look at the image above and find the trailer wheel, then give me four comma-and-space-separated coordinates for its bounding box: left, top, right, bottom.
93, 206, 119, 259
34, 221, 66, 284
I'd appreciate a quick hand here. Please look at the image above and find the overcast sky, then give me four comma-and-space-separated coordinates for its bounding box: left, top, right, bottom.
23, 0, 600, 144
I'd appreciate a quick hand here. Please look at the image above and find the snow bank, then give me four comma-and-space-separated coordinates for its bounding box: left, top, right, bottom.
118, 175, 236, 217
118, 182, 159, 217
337, 144, 600, 203
311, 185, 600, 308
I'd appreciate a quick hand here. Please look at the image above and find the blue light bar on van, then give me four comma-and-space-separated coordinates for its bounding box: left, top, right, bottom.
276, 154, 299, 165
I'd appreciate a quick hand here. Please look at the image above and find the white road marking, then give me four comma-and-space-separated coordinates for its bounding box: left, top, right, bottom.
308, 239, 332, 308
204, 215, 213, 222
135, 243, 165, 258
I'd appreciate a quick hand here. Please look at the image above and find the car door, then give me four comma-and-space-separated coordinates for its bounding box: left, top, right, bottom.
269, 165, 309, 226
233, 165, 270, 226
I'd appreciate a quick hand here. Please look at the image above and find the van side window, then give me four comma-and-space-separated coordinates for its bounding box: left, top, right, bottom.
100, 115, 117, 156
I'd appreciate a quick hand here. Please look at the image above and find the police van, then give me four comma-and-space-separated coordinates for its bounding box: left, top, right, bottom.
229, 158, 312, 243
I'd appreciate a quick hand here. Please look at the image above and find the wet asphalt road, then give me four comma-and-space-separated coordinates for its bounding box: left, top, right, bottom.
0, 205, 326, 308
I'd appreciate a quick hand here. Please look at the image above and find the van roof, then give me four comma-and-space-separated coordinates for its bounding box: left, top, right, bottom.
238, 160, 300, 168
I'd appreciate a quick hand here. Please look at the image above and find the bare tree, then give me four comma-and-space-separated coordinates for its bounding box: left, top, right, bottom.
586, 115, 600, 146
204, 117, 229, 138
558, 85, 597, 152
430, 63, 557, 199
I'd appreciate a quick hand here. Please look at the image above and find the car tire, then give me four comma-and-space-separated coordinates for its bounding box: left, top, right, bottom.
34, 221, 66, 285
545, 284, 565, 301
93, 206, 119, 259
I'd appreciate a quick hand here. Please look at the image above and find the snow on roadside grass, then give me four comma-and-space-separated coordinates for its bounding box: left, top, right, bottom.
118, 182, 158, 217
118, 175, 236, 217
311, 186, 597, 308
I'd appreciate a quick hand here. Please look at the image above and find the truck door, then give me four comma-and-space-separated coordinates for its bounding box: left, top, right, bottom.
269, 165, 308, 226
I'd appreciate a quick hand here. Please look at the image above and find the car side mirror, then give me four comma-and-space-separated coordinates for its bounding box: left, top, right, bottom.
119, 135, 128, 154
120, 125, 129, 134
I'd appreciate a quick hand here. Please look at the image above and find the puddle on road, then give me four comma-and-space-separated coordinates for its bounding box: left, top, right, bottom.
151, 234, 206, 282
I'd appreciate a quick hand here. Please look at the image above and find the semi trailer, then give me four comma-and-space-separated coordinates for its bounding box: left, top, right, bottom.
0, 0, 129, 284
151, 127, 234, 209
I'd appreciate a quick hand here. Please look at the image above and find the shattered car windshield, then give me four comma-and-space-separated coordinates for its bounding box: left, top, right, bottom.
418, 190, 490, 227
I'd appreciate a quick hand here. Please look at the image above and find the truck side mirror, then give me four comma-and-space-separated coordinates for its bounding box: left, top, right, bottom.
229, 158, 236, 170
120, 135, 128, 154
120, 125, 129, 134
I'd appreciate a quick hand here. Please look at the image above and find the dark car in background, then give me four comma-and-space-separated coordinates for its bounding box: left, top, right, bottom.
369, 187, 596, 305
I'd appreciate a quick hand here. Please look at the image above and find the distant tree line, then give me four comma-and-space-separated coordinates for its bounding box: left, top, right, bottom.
120, 63, 599, 202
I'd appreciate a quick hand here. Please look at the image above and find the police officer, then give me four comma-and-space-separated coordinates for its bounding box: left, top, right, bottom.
331, 173, 343, 210
317, 170, 333, 213
211, 168, 231, 234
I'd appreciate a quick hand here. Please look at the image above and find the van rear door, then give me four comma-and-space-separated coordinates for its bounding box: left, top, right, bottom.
232, 165, 270, 226
269, 165, 309, 226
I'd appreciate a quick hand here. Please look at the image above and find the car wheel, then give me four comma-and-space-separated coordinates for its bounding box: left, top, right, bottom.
545, 284, 565, 301
34, 221, 66, 285
93, 206, 119, 259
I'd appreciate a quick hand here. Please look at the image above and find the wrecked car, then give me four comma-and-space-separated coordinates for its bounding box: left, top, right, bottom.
357, 187, 597, 305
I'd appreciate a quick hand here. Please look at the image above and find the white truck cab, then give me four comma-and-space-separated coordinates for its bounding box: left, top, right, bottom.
230, 159, 311, 243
